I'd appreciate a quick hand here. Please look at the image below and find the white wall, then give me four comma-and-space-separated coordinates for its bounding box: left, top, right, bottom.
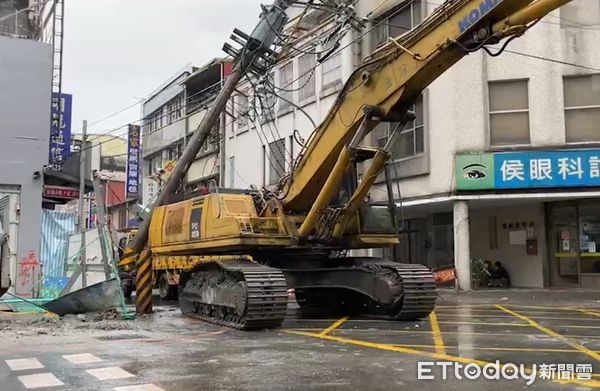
390, 0, 600, 200
225, 25, 357, 188
470, 204, 548, 288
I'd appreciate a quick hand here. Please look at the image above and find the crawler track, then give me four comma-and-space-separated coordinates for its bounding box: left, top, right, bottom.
293, 259, 437, 320
179, 260, 288, 330
386, 263, 438, 320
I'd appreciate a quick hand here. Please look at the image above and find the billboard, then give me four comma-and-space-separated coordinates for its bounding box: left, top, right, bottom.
126, 124, 141, 198
456, 149, 600, 190
49, 93, 73, 166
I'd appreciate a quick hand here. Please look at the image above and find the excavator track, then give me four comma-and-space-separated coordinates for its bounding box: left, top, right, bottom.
385, 262, 438, 320
291, 258, 437, 320
178, 259, 288, 330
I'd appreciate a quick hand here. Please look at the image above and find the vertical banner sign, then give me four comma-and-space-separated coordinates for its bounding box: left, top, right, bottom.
49, 93, 73, 166
126, 124, 141, 198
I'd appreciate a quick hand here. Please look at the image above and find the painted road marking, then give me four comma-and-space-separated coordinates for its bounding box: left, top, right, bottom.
5, 358, 44, 371
18, 373, 64, 389
284, 329, 600, 389
62, 353, 103, 364
390, 344, 600, 354
114, 385, 164, 391
437, 321, 530, 327
507, 304, 600, 313
435, 313, 600, 322
578, 309, 600, 318
285, 329, 489, 366
319, 316, 349, 336
86, 367, 135, 381
439, 320, 600, 329
428, 311, 446, 355
496, 305, 600, 363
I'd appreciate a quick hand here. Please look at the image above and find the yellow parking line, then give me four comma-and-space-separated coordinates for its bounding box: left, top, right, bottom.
319, 316, 349, 336
391, 344, 600, 354
441, 320, 600, 329
285, 329, 489, 366
435, 314, 600, 322
289, 327, 600, 340
283, 329, 600, 388
428, 312, 446, 355
578, 309, 600, 318
496, 305, 600, 363
435, 304, 492, 309
508, 304, 600, 313
438, 321, 530, 327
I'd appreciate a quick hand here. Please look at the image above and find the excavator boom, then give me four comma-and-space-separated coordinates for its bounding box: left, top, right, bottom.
282, 0, 572, 218
130, 0, 574, 329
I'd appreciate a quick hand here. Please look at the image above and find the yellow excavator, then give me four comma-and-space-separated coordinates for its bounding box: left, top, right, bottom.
126, 0, 573, 329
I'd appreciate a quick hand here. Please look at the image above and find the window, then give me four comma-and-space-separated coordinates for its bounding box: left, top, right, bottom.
236, 93, 249, 129
261, 73, 276, 123
373, 95, 424, 160
372, 1, 422, 49
278, 62, 294, 111
488, 80, 530, 146
268, 139, 286, 185
564, 75, 600, 143
298, 53, 316, 102
144, 117, 153, 133
118, 209, 127, 230
152, 110, 162, 131
148, 154, 162, 176
322, 51, 342, 91
167, 144, 182, 160
228, 156, 235, 188
168, 95, 183, 124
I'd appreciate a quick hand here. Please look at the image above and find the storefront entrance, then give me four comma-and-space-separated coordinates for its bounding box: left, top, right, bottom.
548, 200, 600, 288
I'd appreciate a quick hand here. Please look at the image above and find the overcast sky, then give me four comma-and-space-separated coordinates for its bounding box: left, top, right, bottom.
63, 0, 264, 137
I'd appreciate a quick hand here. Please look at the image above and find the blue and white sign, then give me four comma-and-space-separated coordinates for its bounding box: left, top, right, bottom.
126, 124, 141, 198
494, 150, 600, 189
49, 93, 72, 166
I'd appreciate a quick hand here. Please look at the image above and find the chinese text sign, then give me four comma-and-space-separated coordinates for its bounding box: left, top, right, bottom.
495, 150, 600, 189
126, 124, 141, 198
456, 150, 600, 190
49, 93, 72, 166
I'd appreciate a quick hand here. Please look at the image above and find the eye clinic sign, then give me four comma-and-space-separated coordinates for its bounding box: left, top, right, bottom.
456, 149, 600, 190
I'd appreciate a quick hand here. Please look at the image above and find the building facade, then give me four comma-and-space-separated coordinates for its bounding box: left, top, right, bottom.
141, 59, 233, 206
225, 0, 600, 289
0, 34, 52, 296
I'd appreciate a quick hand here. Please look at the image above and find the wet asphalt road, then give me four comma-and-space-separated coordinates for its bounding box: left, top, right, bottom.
0, 289, 599, 390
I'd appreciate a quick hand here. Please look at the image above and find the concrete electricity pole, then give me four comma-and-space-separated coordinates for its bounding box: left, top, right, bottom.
79, 120, 87, 288
127, 0, 290, 315
129, 0, 289, 257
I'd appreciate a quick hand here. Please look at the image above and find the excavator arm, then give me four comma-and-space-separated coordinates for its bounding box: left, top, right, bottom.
281, 0, 572, 239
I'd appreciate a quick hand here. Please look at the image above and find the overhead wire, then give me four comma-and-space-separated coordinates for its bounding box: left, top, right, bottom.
73, 0, 600, 187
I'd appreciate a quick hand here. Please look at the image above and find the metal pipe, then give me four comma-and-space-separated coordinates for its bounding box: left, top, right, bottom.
79, 120, 87, 287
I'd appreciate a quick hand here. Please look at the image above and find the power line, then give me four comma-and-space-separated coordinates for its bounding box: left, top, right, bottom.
74, 0, 600, 186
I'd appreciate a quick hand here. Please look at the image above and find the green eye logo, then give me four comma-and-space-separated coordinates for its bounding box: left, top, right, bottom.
462, 163, 488, 180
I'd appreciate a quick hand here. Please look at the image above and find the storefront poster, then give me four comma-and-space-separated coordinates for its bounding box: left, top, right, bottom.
456, 149, 600, 190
